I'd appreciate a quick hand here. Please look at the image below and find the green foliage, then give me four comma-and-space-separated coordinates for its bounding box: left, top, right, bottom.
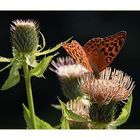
0, 63, 12, 73
0, 19, 74, 129
0, 34, 71, 90
35, 37, 73, 56
112, 95, 133, 127
58, 98, 88, 123
0, 56, 12, 63
51, 104, 62, 110
1, 63, 21, 90
23, 104, 55, 129
25, 54, 38, 67
61, 117, 70, 129
0, 57, 13, 73
29, 53, 58, 77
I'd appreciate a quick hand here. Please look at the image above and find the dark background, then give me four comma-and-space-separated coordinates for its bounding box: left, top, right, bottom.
0, 11, 139, 129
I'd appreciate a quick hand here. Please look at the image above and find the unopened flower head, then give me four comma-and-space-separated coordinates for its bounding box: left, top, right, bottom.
79, 67, 135, 105
50, 56, 88, 99
66, 97, 90, 119
10, 19, 39, 53
66, 98, 91, 128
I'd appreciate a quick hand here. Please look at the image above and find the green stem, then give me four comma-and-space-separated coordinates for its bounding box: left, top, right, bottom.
23, 59, 37, 129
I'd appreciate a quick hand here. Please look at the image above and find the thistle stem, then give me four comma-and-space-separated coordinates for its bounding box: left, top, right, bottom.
23, 59, 37, 129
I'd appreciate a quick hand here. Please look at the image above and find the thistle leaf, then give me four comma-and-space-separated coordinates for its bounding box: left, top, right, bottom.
35, 37, 73, 56
61, 117, 70, 129
1, 64, 20, 90
25, 54, 38, 67
58, 98, 88, 123
0, 56, 12, 62
113, 95, 133, 127
29, 53, 58, 77
51, 104, 62, 110
23, 104, 55, 129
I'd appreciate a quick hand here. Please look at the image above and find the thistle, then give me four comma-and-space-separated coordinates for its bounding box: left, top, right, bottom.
50, 56, 88, 99
66, 98, 90, 129
0, 19, 70, 129
10, 19, 39, 53
79, 67, 135, 128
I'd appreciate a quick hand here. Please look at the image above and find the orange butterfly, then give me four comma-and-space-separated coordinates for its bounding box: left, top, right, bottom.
62, 31, 127, 77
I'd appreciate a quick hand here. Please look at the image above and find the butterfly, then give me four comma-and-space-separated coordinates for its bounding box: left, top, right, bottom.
62, 31, 127, 78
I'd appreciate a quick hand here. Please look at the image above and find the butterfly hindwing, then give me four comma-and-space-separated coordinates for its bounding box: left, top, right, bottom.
98, 31, 127, 70
83, 37, 103, 70
84, 31, 127, 71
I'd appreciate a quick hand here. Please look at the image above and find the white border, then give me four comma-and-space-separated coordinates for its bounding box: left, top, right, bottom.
0, 1, 139, 140
0, 0, 140, 10
0, 130, 139, 140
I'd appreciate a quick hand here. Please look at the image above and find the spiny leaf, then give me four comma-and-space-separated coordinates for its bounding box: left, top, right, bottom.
1, 64, 20, 90
51, 104, 62, 110
113, 95, 133, 127
35, 37, 73, 56
29, 53, 58, 77
25, 54, 38, 67
0, 56, 12, 62
23, 104, 55, 129
61, 117, 70, 129
58, 98, 88, 123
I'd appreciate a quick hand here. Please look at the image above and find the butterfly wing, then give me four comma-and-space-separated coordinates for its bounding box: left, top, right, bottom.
98, 31, 127, 71
62, 40, 93, 72
84, 31, 127, 71
83, 37, 102, 69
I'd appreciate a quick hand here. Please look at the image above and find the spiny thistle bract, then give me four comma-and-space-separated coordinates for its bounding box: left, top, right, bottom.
66, 98, 91, 129
10, 19, 39, 53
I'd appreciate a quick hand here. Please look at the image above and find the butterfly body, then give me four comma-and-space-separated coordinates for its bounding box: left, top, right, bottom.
62, 31, 127, 75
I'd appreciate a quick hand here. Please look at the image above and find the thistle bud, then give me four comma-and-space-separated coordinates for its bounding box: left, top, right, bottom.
66, 98, 91, 129
10, 19, 39, 53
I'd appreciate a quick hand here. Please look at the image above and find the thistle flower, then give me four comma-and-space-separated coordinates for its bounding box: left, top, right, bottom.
50, 56, 88, 99
10, 19, 39, 53
50, 56, 88, 78
79, 67, 135, 124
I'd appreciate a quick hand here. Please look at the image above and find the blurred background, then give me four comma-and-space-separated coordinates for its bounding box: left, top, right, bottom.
0, 11, 139, 129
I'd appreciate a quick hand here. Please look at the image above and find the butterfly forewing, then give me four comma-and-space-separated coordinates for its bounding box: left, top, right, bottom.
62, 40, 93, 72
